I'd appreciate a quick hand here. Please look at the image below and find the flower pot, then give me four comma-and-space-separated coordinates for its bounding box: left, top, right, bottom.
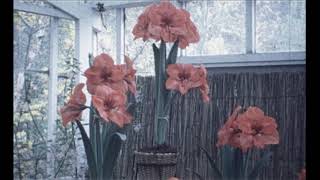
134, 151, 178, 180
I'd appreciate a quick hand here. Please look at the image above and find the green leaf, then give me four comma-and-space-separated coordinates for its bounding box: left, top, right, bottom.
221, 146, 233, 179
102, 123, 118, 153
102, 132, 124, 179
247, 151, 272, 179
115, 132, 127, 141
199, 146, 223, 179
126, 102, 136, 116
167, 39, 179, 65
152, 43, 160, 101
76, 120, 97, 179
89, 105, 97, 163
96, 120, 102, 179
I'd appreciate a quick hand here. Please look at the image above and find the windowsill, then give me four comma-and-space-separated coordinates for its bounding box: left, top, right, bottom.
177, 52, 305, 67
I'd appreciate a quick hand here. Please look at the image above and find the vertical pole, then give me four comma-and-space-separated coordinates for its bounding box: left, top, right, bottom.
116, 8, 125, 64
47, 17, 59, 178
246, 0, 256, 54
74, 19, 82, 179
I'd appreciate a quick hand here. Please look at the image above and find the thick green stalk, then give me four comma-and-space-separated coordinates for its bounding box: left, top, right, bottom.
154, 40, 168, 145
153, 40, 179, 145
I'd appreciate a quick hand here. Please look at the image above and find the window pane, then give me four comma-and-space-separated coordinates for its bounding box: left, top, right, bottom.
185, 0, 246, 55
14, 11, 50, 179
125, 7, 154, 76
97, 9, 117, 59
289, 0, 306, 51
256, 0, 305, 52
57, 19, 76, 74
56, 19, 78, 178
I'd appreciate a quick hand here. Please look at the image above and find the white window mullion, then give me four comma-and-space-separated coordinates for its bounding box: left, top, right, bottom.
246, 0, 256, 54
47, 17, 59, 178
116, 8, 125, 64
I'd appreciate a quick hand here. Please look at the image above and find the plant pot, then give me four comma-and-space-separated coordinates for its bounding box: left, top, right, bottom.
134, 151, 178, 180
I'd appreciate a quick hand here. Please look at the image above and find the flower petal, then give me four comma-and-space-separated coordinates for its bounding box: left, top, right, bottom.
93, 53, 114, 68
165, 78, 180, 90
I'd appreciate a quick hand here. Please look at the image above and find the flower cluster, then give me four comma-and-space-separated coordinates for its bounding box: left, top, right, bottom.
165, 64, 209, 103
60, 53, 136, 128
84, 53, 136, 95
132, 0, 200, 48
60, 83, 87, 127
217, 106, 279, 152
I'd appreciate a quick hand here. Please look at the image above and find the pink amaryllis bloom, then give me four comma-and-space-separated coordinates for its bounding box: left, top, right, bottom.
60, 83, 87, 127
178, 9, 200, 48
132, 4, 160, 41
165, 64, 209, 102
92, 85, 132, 128
114, 56, 137, 95
298, 168, 306, 180
217, 106, 243, 147
217, 106, 279, 152
236, 107, 280, 149
132, 0, 199, 49
84, 53, 128, 95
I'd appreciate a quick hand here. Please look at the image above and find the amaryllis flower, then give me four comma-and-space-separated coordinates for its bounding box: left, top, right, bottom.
217, 106, 242, 147
148, 0, 187, 42
166, 64, 202, 94
166, 64, 209, 102
217, 106, 279, 152
84, 53, 128, 95
114, 56, 137, 95
92, 85, 132, 128
298, 168, 306, 180
178, 9, 200, 49
236, 107, 280, 149
60, 83, 87, 127
132, 5, 160, 41
132, 0, 199, 49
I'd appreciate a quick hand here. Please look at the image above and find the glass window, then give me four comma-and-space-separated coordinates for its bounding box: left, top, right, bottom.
185, 0, 246, 56
256, 0, 306, 52
97, 9, 117, 59
14, 11, 79, 179
14, 11, 51, 179
125, 6, 155, 76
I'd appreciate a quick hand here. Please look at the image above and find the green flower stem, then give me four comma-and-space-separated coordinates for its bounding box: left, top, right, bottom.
153, 40, 179, 145
154, 40, 167, 145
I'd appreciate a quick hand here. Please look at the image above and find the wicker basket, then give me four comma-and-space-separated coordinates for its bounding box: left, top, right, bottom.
134, 151, 178, 180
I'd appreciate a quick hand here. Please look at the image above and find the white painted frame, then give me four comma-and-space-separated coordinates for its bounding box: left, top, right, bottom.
47, 17, 59, 178
177, 52, 306, 67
